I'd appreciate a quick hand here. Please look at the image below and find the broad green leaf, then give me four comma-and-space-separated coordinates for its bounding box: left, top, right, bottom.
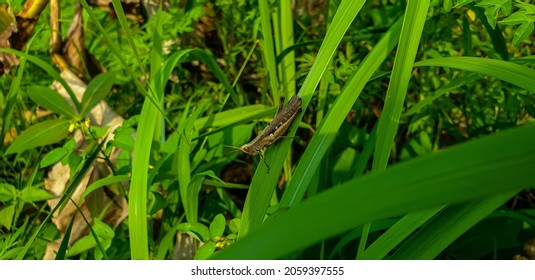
229, 218, 241, 234
210, 214, 226, 241
0, 204, 15, 230
80, 71, 118, 116
177, 222, 210, 243
20, 187, 53, 203
195, 241, 216, 260
40, 147, 69, 168
27, 86, 76, 118
501, 11, 532, 25
4, 119, 71, 155
0, 183, 17, 202
110, 127, 135, 150
512, 21, 534, 46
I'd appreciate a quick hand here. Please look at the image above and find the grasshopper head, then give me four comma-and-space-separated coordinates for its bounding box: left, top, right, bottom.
240, 143, 260, 156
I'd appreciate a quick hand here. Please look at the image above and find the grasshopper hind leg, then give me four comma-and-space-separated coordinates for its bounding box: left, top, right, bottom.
259, 150, 271, 173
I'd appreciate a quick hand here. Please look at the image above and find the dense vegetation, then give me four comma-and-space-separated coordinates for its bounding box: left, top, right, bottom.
0, 0, 534, 260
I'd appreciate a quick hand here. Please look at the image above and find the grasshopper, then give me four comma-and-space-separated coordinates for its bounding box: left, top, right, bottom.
230, 95, 302, 172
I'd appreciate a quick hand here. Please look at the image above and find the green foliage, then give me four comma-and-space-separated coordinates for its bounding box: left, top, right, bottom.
4, 119, 71, 155
457, 0, 535, 46
1, 0, 534, 260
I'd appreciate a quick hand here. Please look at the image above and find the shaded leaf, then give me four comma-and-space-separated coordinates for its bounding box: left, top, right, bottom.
80, 71, 118, 116
40, 147, 69, 168
27, 86, 76, 118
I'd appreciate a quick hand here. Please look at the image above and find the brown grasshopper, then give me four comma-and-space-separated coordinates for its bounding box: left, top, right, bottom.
229, 95, 302, 172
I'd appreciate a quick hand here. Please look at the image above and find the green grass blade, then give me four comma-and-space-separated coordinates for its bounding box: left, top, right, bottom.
258, 0, 280, 102
129, 99, 158, 260
213, 124, 535, 259
414, 57, 535, 92
239, 0, 367, 237
279, 16, 403, 209
360, 206, 444, 259
110, 0, 145, 76
278, 0, 296, 97
391, 191, 517, 259
373, 0, 430, 171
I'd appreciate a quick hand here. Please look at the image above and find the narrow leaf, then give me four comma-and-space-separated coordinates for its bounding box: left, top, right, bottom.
80, 71, 118, 116
27, 86, 76, 118
4, 119, 71, 155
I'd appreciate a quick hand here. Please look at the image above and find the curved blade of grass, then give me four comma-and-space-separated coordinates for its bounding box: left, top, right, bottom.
414, 57, 535, 92
239, 0, 367, 237
82, 174, 130, 202
279, 16, 403, 209
125, 6, 166, 260
55, 213, 76, 260
213, 124, 535, 259
391, 191, 517, 259
328, 219, 398, 259
129, 97, 159, 260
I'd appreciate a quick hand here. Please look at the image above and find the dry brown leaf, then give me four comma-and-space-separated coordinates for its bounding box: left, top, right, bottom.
0, 6, 19, 74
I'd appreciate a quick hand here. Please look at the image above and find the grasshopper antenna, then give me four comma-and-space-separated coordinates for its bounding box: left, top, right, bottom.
223, 145, 242, 156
